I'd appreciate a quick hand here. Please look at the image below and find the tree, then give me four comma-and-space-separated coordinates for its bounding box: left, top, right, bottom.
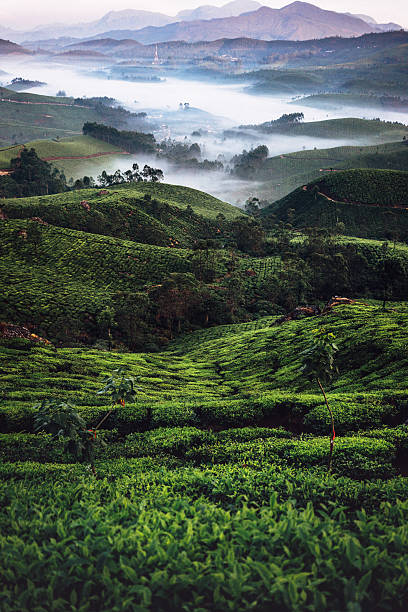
245, 197, 260, 216
34, 400, 100, 475
3, 148, 67, 197
232, 145, 269, 179
376, 245, 407, 310
300, 329, 339, 472
148, 273, 199, 336
96, 306, 116, 350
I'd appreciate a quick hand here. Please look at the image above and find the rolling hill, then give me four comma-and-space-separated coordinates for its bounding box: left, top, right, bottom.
263, 169, 408, 239
0, 39, 30, 55
0, 87, 152, 145
258, 140, 408, 202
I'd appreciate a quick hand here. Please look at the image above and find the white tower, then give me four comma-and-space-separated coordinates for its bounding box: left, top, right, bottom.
153, 45, 160, 65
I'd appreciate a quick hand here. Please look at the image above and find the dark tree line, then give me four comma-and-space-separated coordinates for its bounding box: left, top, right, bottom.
83, 122, 156, 154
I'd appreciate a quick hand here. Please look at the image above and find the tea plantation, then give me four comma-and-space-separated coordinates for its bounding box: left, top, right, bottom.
1, 301, 408, 610
265, 169, 408, 240
1, 180, 408, 610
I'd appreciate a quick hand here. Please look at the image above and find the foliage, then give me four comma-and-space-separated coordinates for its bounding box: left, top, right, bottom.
265, 169, 408, 241
33, 399, 97, 465
83, 121, 156, 154
97, 368, 139, 406
300, 329, 339, 386
0, 147, 67, 198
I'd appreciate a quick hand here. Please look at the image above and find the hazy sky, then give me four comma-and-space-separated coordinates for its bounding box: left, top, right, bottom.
1, 0, 407, 30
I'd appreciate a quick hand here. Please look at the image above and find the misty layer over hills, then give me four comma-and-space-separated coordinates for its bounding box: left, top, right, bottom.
1, 1, 402, 44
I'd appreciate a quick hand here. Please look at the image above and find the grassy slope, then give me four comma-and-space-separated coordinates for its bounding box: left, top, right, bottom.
257, 140, 408, 202
245, 118, 408, 140
296, 93, 408, 111
0, 96, 102, 143
0, 135, 125, 169
0, 86, 149, 145
0, 182, 241, 221
0, 184, 241, 341
1, 302, 408, 413
111, 182, 242, 219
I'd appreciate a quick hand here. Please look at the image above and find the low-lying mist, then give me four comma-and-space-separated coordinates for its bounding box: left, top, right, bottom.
2, 56, 408, 205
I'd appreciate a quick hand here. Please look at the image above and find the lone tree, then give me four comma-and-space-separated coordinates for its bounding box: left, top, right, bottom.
300, 328, 339, 472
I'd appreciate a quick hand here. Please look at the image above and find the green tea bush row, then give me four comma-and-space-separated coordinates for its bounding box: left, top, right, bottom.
1, 394, 405, 435
0, 429, 397, 479
186, 436, 397, 479
0, 468, 407, 611
1, 459, 407, 511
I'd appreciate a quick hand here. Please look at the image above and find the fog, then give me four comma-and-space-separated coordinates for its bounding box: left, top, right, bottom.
2, 56, 408, 205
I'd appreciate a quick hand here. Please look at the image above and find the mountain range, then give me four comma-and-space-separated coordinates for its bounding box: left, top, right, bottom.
98, 2, 401, 45
5, 1, 261, 42
2, 1, 403, 45
60, 30, 408, 65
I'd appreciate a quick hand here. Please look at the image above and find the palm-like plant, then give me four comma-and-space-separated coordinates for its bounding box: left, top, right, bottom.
34, 400, 98, 472
95, 367, 139, 430
34, 369, 139, 476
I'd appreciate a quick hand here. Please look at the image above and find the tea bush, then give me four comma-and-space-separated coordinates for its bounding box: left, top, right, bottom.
0, 464, 408, 611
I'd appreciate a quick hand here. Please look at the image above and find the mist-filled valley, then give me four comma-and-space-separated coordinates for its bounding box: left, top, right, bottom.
1, 53, 407, 205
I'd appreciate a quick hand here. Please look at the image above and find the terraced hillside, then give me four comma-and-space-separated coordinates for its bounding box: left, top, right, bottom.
1, 303, 408, 610
264, 169, 408, 240
1, 159, 408, 609
239, 118, 408, 141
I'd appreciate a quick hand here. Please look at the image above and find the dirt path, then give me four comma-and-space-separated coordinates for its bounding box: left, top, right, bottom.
42, 151, 130, 161
0, 97, 88, 109
304, 184, 408, 210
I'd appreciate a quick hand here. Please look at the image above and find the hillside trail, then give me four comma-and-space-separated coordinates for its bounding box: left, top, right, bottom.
0, 97, 88, 108
42, 151, 130, 161
303, 184, 408, 210
0, 148, 129, 171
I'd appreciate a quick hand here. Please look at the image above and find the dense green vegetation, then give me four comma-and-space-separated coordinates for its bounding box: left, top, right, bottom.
2, 179, 408, 348
264, 169, 408, 240
1, 60, 408, 606
1, 301, 408, 609
238, 117, 408, 141
83, 122, 156, 154
253, 140, 408, 202
314, 169, 408, 207
0, 135, 124, 170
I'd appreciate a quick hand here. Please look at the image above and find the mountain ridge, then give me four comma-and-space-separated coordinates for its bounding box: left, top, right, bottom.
72, 2, 403, 46
6, 2, 404, 44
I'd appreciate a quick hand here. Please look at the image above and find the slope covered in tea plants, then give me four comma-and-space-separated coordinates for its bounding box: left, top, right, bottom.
1, 304, 408, 610
254, 140, 408, 202
264, 169, 408, 240
1, 303, 408, 436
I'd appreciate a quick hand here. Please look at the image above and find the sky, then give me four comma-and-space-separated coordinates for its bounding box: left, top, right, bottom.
0, 0, 407, 30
